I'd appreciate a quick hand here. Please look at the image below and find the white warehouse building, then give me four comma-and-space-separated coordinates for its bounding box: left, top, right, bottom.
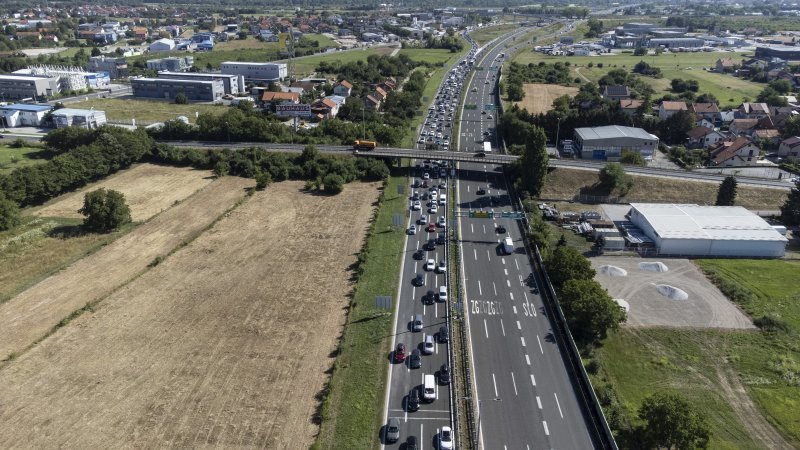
628, 203, 787, 258
220, 62, 287, 83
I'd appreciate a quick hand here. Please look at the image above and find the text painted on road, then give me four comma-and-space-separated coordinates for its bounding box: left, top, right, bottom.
470, 299, 504, 316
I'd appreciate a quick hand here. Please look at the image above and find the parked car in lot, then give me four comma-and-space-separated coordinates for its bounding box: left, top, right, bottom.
394, 343, 407, 362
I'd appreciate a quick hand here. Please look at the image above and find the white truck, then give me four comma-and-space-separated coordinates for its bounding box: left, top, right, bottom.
483, 141, 492, 154
502, 236, 514, 255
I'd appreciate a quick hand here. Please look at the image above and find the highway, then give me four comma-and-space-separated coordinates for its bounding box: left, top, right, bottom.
455, 26, 598, 449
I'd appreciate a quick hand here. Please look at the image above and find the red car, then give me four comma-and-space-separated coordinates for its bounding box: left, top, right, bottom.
394, 343, 407, 362
427, 223, 436, 233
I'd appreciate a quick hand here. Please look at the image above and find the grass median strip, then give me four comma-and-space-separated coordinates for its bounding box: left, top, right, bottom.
314, 168, 409, 450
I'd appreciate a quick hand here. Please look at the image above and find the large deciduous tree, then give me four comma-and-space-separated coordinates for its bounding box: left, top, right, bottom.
559, 279, 626, 342
715, 175, 737, 206
545, 246, 595, 289
638, 392, 710, 450
518, 125, 549, 197
79, 188, 131, 232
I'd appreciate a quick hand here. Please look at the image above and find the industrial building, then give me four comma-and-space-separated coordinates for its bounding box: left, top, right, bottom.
220, 62, 287, 83
131, 77, 224, 102
628, 203, 787, 257
155, 71, 243, 95
51, 108, 107, 129
0, 74, 58, 100
16, 65, 110, 91
573, 125, 659, 160
647, 37, 705, 49
754, 46, 800, 60
0, 103, 53, 127
88, 56, 129, 79
146, 56, 194, 73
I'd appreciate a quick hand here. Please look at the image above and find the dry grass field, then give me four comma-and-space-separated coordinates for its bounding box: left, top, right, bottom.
0, 180, 380, 449
0, 176, 253, 360
542, 167, 788, 210
514, 83, 579, 114
33, 164, 214, 222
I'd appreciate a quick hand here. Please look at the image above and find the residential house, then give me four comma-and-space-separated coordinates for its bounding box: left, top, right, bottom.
619, 99, 644, 116
737, 102, 771, 119
15, 31, 42, 40
310, 97, 339, 119
602, 85, 631, 101
132, 26, 148, 40
260, 91, 300, 108
686, 126, 725, 149
690, 102, 721, 125
754, 128, 781, 144
715, 58, 736, 73
333, 80, 353, 97
729, 118, 758, 137
709, 136, 760, 167
364, 94, 381, 110
778, 136, 800, 157
658, 101, 688, 120
374, 86, 388, 101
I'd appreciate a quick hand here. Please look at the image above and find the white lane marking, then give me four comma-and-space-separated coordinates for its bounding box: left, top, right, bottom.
471, 223, 474, 233
555, 393, 564, 418
509, 292, 514, 301
487, 250, 491, 261
504, 268, 508, 276
493, 282, 497, 296
515, 259, 519, 270
484, 319, 489, 339
483, 224, 486, 233
537, 335, 544, 354
478, 280, 482, 295
501, 257, 506, 265
511, 372, 518, 396
531, 373, 536, 386
517, 320, 521, 330
536, 396, 542, 409
492, 373, 498, 397
435, 302, 438, 318
525, 354, 531, 366
543, 421, 550, 436
474, 248, 477, 260
506, 279, 511, 287
500, 319, 506, 336
513, 305, 517, 314
521, 337, 526, 347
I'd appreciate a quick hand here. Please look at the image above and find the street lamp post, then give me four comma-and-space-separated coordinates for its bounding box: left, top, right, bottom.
555, 116, 562, 151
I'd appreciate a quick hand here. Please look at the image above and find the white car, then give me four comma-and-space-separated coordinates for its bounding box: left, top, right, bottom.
423, 335, 435, 355
437, 216, 446, 228
407, 224, 417, 235
419, 214, 428, 225
439, 426, 453, 450
412, 201, 421, 211
436, 260, 447, 273
429, 204, 439, 214
423, 172, 430, 180
425, 258, 436, 271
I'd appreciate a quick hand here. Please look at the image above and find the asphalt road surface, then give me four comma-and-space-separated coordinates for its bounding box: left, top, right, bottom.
455, 26, 597, 449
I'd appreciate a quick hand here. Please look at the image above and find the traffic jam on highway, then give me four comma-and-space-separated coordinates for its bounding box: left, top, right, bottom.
385, 25, 596, 450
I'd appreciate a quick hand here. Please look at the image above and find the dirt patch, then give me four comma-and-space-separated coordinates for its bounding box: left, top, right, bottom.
590, 256, 755, 329
0, 176, 253, 360
32, 163, 214, 222
514, 83, 579, 114
0, 181, 380, 449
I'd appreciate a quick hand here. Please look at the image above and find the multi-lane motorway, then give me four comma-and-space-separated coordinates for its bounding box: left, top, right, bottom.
455, 26, 597, 449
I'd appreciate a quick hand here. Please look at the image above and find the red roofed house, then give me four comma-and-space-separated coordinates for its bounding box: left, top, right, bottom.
729, 118, 758, 137
132, 26, 148, 40
364, 94, 381, 110
310, 97, 340, 119
778, 136, 800, 157
619, 99, 644, 116
690, 102, 721, 124
709, 136, 760, 167
737, 102, 770, 119
658, 101, 688, 120
333, 80, 353, 97
686, 126, 725, 149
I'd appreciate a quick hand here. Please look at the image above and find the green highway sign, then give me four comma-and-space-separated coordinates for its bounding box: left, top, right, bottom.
464, 104, 477, 110
475, 66, 484, 70
469, 211, 494, 219
484, 104, 495, 111
501, 211, 525, 219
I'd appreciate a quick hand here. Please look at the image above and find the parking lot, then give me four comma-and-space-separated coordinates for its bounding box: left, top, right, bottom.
590, 256, 755, 329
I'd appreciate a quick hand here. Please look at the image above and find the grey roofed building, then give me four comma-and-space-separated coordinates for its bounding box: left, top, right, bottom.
131, 77, 224, 102
573, 125, 659, 161
647, 37, 705, 48
155, 71, 243, 95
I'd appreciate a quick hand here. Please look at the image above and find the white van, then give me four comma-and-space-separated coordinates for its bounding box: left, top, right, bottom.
423, 374, 436, 402
439, 194, 447, 206
503, 236, 514, 255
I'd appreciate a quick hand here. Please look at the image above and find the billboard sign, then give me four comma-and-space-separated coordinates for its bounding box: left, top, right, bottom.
276, 103, 312, 118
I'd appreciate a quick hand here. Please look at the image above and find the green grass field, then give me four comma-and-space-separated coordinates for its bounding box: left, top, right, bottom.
314, 170, 408, 450
0, 143, 51, 174
292, 46, 395, 76
592, 259, 800, 448
67, 98, 228, 123
512, 50, 763, 107
471, 23, 524, 46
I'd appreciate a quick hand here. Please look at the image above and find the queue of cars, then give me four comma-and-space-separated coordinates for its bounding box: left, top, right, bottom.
417, 36, 480, 153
